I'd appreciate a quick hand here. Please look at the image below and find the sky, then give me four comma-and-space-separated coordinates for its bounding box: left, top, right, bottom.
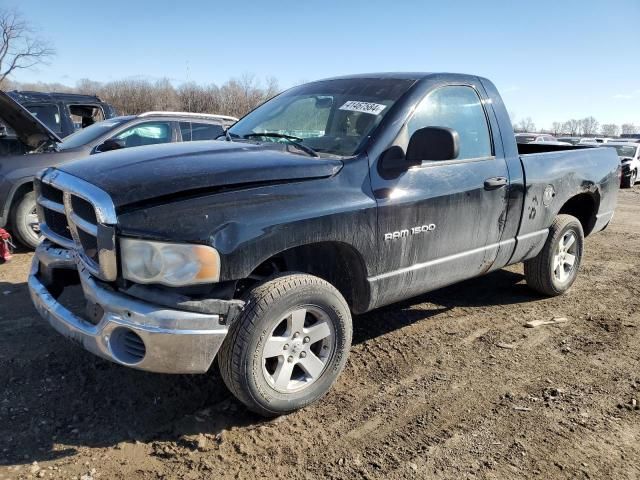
7, 0, 640, 130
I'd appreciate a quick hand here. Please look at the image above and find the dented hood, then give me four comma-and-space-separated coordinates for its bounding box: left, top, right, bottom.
0, 90, 62, 148
58, 140, 343, 208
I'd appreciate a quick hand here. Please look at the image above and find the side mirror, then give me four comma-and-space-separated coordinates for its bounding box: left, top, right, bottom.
96, 138, 125, 152
406, 127, 459, 165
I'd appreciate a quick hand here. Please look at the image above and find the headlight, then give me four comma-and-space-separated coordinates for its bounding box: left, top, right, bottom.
120, 238, 220, 286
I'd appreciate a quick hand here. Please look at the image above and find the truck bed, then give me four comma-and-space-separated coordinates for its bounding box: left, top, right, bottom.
509, 145, 619, 264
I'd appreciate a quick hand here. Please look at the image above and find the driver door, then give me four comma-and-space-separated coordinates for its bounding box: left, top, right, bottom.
369, 83, 511, 307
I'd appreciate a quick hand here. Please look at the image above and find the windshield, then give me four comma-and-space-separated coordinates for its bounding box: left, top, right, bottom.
607, 145, 638, 157
58, 117, 132, 150
227, 78, 416, 157
515, 134, 537, 143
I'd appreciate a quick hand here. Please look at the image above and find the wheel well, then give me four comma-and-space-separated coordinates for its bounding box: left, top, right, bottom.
245, 242, 370, 314
558, 192, 599, 236
7, 181, 34, 225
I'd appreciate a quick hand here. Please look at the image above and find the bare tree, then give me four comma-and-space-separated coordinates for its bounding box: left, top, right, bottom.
621, 123, 638, 135
600, 123, 620, 137
177, 82, 221, 113
75, 78, 103, 95
551, 122, 564, 136
564, 119, 581, 136
0, 9, 55, 87
8, 74, 282, 118
515, 117, 535, 133
152, 78, 180, 111
580, 117, 599, 137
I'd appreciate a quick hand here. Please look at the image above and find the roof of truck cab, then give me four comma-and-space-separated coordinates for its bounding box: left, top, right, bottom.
316, 72, 485, 82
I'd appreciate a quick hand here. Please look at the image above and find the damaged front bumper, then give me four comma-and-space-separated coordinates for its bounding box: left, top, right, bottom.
28, 241, 234, 374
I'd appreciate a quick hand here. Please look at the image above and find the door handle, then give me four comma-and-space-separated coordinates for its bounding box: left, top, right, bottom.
484, 176, 508, 190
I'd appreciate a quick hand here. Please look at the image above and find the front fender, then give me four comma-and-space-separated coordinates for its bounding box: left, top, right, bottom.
117, 157, 377, 281
0, 175, 34, 227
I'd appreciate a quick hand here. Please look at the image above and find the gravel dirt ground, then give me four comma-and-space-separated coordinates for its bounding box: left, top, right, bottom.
1, 186, 639, 480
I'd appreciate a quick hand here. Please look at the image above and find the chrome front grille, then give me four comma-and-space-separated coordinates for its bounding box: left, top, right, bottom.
35, 169, 118, 281
37, 183, 74, 249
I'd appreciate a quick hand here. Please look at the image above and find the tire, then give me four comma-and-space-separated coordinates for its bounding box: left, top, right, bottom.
622, 170, 637, 188
218, 273, 352, 417
10, 190, 41, 249
524, 214, 584, 296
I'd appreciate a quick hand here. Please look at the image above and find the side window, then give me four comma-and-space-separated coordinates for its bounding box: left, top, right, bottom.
408, 86, 492, 160
180, 122, 192, 141
69, 105, 105, 131
191, 122, 224, 141
113, 122, 172, 148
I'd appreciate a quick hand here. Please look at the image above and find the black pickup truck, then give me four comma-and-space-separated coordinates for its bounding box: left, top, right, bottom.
28, 73, 619, 416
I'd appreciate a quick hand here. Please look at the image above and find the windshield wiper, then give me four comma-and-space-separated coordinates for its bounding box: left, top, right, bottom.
243, 132, 318, 157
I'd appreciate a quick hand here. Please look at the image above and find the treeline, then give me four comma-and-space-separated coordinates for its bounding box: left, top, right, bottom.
1, 74, 281, 119
514, 116, 640, 137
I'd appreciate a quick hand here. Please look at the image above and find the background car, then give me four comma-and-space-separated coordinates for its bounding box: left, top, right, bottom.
515, 133, 571, 145
557, 136, 582, 145
578, 137, 612, 144
0, 91, 238, 248
607, 138, 640, 144
6, 90, 118, 137
603, 142, 640, 188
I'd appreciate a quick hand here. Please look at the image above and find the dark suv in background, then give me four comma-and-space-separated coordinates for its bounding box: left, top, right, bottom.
7, 91, 118, 138
0, 91, 237, 248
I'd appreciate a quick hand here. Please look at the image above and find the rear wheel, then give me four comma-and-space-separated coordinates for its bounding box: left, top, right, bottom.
10, 190, 41, 249
524, 214, 584, 296
218, 273, 352, 417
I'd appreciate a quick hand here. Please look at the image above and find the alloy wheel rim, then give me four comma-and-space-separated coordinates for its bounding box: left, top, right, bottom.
553, 231, 578, 283
28, 206, 40, 234
261, 305, 335, 393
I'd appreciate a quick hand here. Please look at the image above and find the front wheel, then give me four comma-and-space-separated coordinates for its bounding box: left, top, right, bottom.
218, 273, 352, 417
524, 214, 584, 296
10, 190, 41, 249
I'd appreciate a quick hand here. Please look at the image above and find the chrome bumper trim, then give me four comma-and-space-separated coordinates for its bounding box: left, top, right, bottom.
29, 242, 228, 374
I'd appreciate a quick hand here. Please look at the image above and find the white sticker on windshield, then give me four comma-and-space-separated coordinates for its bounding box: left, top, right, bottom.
339, 101, 387, 116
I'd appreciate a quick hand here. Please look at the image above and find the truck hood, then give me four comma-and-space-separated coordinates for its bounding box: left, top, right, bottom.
0, 90, 62, 148
58, 141, 344, 208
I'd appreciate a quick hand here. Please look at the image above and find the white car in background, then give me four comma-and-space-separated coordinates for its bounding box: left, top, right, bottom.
579, 137, 612, 145
557, 136, 582, 145
607, 138, 640, 144
515, 133, 571, 145
604, 143, 640, 188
